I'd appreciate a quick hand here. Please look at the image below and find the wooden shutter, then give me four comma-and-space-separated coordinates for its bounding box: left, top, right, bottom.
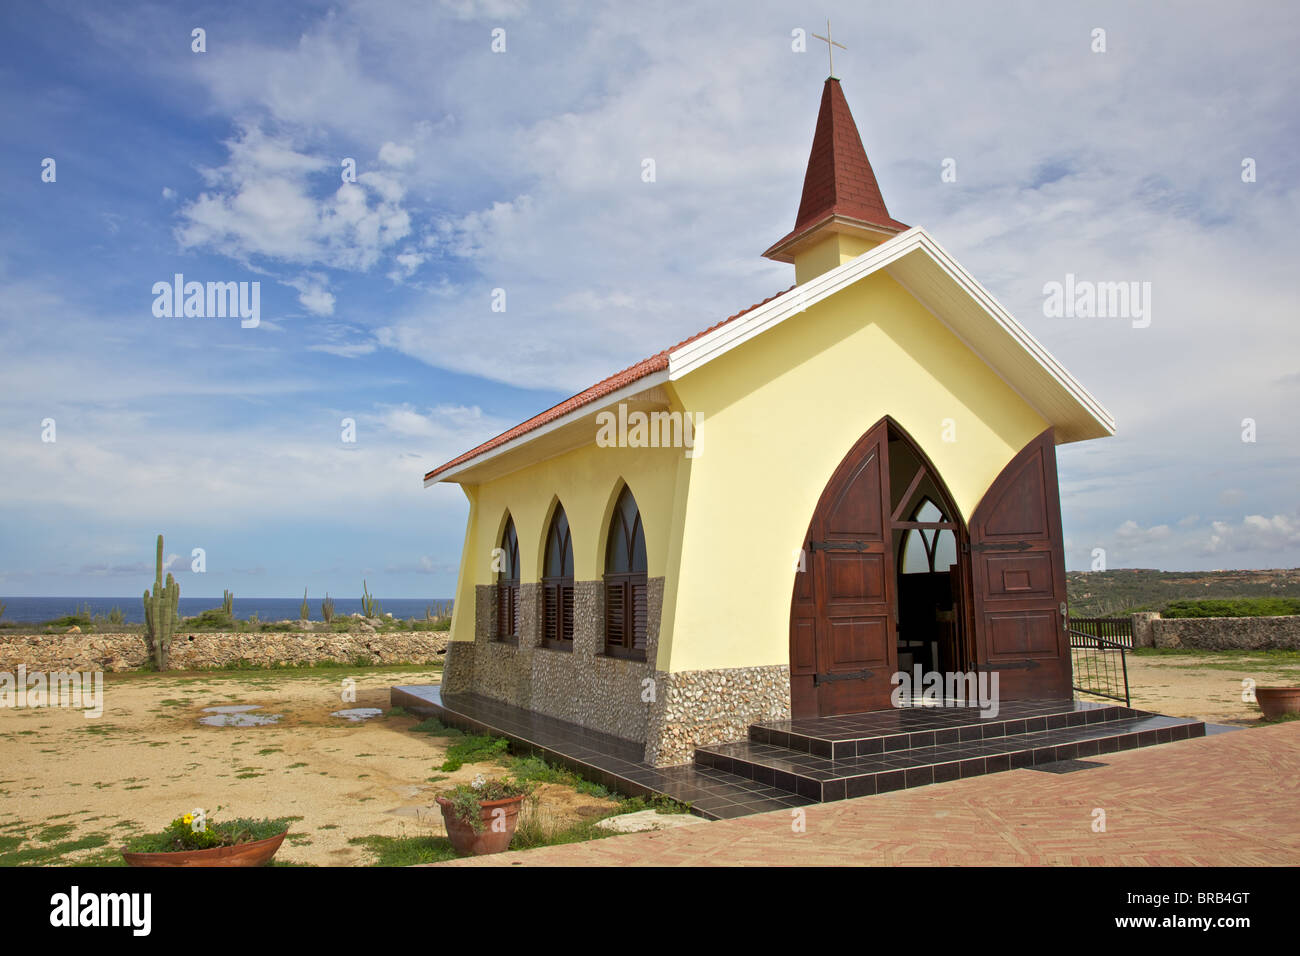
561, 584, 574, 643
543, 583, 558, 644
631, 578, 648, 652
969, 427, 1071, 699
605, 580, 626, 650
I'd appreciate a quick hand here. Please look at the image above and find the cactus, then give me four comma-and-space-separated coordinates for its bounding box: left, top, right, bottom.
321, 593, 335, 624
300, 588, 310, 621
361, 580, 380, 619
142, 534, 179, 670
222, 589, 233, 616
0, 599, 6, 620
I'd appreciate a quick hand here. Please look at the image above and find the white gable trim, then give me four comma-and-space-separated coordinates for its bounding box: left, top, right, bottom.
667, 227, 1115, 439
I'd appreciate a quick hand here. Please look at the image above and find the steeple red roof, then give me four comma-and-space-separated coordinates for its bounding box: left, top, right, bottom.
764, 78, 907, 259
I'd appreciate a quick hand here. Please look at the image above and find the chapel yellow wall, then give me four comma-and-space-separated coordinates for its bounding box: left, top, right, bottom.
662, 269, 1049, 673
793, 233, 882, 284
444, 436, 688, 653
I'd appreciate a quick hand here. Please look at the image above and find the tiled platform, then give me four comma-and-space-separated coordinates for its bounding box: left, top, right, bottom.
391, 685, 1206, 820
698, 710, 1204, 802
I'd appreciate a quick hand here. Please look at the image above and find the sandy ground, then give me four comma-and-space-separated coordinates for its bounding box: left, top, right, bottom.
1120, 651, 1300, 725
0, 666, 616, 866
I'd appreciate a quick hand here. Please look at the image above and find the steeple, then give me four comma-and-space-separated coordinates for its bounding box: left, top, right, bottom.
763, 78, 908, 284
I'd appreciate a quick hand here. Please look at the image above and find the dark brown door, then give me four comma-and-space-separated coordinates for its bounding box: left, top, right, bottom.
790, 420, 897, 717
968, 427, 1072, 699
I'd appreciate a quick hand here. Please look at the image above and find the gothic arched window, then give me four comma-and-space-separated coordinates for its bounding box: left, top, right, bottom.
604, 487, 647, 658
542, 504, 574, 649
495, 515, 520, 642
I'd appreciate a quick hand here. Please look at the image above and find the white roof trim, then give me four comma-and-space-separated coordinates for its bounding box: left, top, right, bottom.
424, 368, 670, 486
667, 226, 1115, 438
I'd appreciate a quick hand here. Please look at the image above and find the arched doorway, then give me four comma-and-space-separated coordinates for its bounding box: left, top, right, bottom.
789, 417, 969, 718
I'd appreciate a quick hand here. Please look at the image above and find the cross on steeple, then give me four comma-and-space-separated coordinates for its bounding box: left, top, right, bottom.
811, 20, 846, 78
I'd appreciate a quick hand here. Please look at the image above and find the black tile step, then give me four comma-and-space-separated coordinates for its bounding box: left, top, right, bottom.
751, 699, 1133, 760
699, 713, 1206, 803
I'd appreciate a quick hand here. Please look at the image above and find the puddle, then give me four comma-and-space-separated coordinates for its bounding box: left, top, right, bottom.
331, 708, 383, 722
200, 705, 283, 727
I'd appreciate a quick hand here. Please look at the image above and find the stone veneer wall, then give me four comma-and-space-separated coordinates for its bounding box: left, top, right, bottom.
444, 578, 793, 766
643, 664, 791, 767
0, 631, 449, 672
1145, 613, 1300, 651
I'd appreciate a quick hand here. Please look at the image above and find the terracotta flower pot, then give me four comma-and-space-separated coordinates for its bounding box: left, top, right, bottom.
121, 830, 288, 867
1255, 687, 1300, 720
436, 794, 526, 856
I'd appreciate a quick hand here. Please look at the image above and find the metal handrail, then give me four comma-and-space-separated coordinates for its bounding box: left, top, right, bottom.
1068, 627, 1130, 707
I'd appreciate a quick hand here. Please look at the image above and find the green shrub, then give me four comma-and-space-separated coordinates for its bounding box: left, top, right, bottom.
184, 608, 236, 630
47, 603, 94, 628
1162, 598, 1300, 618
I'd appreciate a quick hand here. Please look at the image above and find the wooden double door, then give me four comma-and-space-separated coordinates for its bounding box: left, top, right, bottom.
790, 420, 1071, 719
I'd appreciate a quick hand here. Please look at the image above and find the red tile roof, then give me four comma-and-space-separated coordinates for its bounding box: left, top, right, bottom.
765, 78, 907, 256
424, 286, 794, 482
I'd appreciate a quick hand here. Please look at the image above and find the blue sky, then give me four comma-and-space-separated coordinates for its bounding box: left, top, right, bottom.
1, 0, 1297, 599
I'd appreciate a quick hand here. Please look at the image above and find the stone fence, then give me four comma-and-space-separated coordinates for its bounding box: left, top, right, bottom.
1130, 612, 1300, 651
0, 630, 449, 673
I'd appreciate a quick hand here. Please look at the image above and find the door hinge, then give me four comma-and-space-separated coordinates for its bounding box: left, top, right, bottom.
813, 668, 874, 686
968, 540, 1035, 552
808, 540, 874, 552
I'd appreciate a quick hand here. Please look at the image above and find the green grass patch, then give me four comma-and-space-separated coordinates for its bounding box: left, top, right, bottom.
410, 717, 463, 738
349, 833, 459, 866
0, 832, 111, 866
439, 734, 510, 772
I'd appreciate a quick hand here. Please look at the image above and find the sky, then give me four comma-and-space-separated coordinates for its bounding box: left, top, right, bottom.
0, 0, 1297, 599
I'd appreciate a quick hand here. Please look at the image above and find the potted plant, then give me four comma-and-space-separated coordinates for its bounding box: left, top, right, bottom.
1255, 687, 1300, 720
435, 775, 533, 856
121, 811, 292, 867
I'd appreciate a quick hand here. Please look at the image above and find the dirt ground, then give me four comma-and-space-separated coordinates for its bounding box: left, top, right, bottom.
0, 666, 616, 866
1121, 651, 1300, 725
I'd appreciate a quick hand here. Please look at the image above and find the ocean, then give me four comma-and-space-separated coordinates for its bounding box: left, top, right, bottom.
0, 596, 453, 625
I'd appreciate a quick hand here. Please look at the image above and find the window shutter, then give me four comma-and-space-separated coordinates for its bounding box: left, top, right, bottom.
544, 583, 558, 644
510, 583, 520, 638
631, 578, 648, 651
561, 584, 574, 644
605, 581, 626, 650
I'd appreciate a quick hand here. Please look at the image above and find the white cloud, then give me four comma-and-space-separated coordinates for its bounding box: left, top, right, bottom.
284, 272, 337, 315
1204, 514, 1300, 555
378, 142, 415, 167
175, 125, 413, 273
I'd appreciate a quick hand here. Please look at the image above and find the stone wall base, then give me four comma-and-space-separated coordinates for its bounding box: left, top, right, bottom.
644, 665, 791, 766
1147, 614, 1300, 651
0, 631, 449, 672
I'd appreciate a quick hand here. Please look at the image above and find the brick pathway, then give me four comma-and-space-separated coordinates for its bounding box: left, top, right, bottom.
434, 723, 1299, 866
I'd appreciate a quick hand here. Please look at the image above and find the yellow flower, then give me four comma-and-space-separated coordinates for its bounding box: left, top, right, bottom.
182, 814, 194, 825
